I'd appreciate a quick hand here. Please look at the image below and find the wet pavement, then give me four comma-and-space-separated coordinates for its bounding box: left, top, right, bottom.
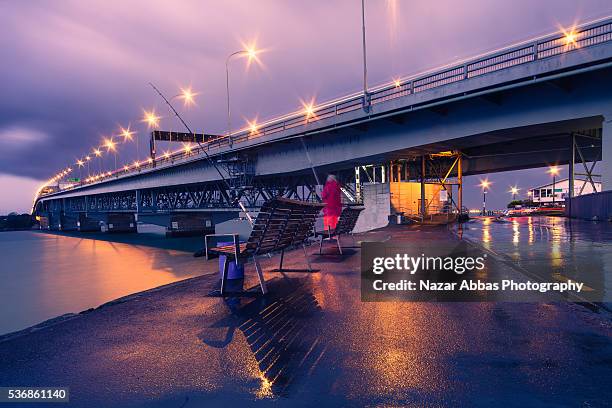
458, 216, 612, 305
0, 223, 611, 407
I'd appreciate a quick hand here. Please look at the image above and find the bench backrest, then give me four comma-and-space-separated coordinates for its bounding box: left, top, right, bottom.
245, 198, 325, 256
334, 206, 364, 235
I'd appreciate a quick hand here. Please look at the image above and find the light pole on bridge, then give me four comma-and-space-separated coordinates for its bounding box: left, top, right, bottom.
93, 149, 102, 175
225, 46, 260, 147
361, 0, 369, 107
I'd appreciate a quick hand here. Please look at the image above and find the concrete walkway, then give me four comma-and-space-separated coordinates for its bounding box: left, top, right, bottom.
0, 226, 611, 407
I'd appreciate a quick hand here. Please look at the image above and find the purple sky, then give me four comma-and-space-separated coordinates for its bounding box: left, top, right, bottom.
1, 0, 611, 214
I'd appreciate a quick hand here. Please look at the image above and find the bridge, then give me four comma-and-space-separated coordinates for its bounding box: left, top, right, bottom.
34, 16, 612, 230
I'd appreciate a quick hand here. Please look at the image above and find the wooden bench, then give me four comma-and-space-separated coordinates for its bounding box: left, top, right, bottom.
315, 206, 364, 254
205, 197, 324, 296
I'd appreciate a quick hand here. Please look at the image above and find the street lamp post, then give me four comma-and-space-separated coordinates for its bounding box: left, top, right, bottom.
510, 186, 519, 201
361, 0, 368, 106
480, 180, 490, 215
85, 156, 91, 178
226, 47, 258, 146
549, 166, 560, 205
93, 149, 102, 174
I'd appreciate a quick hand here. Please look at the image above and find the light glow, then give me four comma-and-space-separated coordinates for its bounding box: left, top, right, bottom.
120, 125, 135, 141
479, 179, 491, 190
104, 138, 116, 152
239, 41, 264, 68
247, 119, 259, 135
302, 99, 316, 119
548, 166, 560, 176
178, 87, 198, 107
393, 78, 402, 88
562, 27, 578, 47
142, 109, 161, 129
94, 149, 102, 157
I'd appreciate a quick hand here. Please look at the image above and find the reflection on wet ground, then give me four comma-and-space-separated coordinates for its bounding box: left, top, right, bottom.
0, 225, 611, 407
458, 217, 612, 303
201, 277, 324, 397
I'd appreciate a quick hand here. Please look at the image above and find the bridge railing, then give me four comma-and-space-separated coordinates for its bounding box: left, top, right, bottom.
45, 16, 612, 195
228, 17, 612, 144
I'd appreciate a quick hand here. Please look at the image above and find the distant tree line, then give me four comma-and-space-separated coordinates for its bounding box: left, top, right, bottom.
0, 213, 35, 231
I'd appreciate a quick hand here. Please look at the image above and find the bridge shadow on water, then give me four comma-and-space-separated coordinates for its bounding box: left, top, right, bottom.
199, 276, 326, 397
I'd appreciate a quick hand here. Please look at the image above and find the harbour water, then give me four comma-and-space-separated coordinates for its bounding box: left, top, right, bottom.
0, 230, 205, 336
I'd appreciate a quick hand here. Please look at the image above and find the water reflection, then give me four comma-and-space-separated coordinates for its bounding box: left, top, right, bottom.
512, 219, 520, 245
0, 231, 204, 335
460, 217, 612, 302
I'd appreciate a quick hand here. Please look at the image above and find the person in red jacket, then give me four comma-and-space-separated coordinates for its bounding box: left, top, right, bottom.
322, 174, 342, 230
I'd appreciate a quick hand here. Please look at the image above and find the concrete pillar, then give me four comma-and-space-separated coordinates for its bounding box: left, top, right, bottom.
603, 116, 612, 191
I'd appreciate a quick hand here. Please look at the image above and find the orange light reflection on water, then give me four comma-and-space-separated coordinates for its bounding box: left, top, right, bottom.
2, 233, 204, 334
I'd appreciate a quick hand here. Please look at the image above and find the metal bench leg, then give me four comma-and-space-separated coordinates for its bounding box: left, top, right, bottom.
319, 236, 324, 254
253, 256, 268, 295
302, 244, 312, 272
337, 235, 343, 255
220, 257, 230, 296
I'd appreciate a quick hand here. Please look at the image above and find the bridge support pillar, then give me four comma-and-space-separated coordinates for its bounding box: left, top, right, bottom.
603, 116, 612, 191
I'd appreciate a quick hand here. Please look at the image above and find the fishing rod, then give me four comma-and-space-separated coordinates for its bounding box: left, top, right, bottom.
148, 82, 254, 225
299, 137, 321, 186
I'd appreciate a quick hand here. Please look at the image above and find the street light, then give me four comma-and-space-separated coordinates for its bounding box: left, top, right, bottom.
479, 179, 491, 215
93, 149, 102, 174
76, 160, 84, 182
104, 137, 117, 170
120, 125, 135, 142
226, 44, 260, 146
142, 109, 160, 129
361, 0, 368, 105
85, 155, 91, 178
510, 186, 519, 201
549, 166, 560, 205
177, 87, 198, 107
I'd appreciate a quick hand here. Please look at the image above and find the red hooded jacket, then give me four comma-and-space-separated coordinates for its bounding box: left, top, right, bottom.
322, 179, 342, 217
